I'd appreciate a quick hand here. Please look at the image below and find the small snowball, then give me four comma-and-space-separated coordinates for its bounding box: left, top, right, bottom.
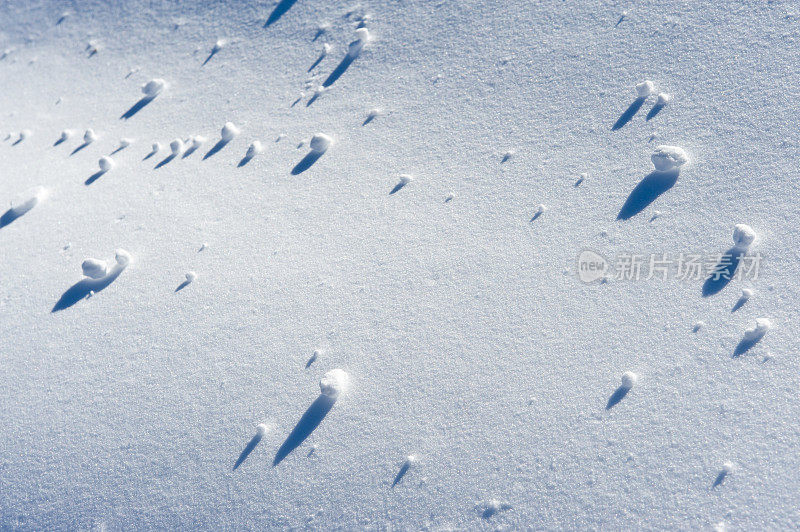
255, 423, 271, 437
321, 43, 332, 55
82, 258, 108, 279
367, 108, 381, 119
355, 27, 370, 42
398, 174, 414, 185
732, 224, 756, 250
245, 140, 264, 159
319, 368, 350, 398
115, 249, 132, 267
19, 129, 32, 140
198, 242, 208, 252
151, 142, 162, 154
693, 321, 704, 332
98, 156, 115, 172
651, 145, 689, 172
656, 92, 672, 106
142, 78, 167, 97
404, 454, 417, 466
59, 130, 73, 142
221, 122, 240, 142
189, 135, 206, 149
743, 318, 771, 342
169, 138, 184, 156
309, 133, 332, 153
276, 133, 287, 142
535, 204, 548, 216
119, 138, 133, 148
635, 80, 655, 98
84, 129, 97, 144
185, 271, 197, 283
620, 371, 638, 389
741, 288, 754, 301
347, 28, 370, 57
212, 38, 227, 53
721, 461, 735, 475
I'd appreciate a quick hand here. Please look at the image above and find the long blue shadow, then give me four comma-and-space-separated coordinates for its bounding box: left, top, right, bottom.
52, 267, 125, 312
203, 139, 230, 160
0, 208, 25, 229
291, 151, 323, 175
702, 248, 742, 297
612, 97, 645, 131
392, 462, 410, 487
70, 141, 90, 155
202, 49, 218, 66
606, 385, 630, 409
233, 432, 264, 470
273, 394, 335, 466
121, 95, 155, 120
322, 55, 355, 88
85, 169, 107, 185
307, 52, 326, 72
712, 470, 728, 488
733, 332, 766, 357
617, 170, 679, 220
155, 153, 176, 169
264, 0, 298, 27
646, 102, 665, 121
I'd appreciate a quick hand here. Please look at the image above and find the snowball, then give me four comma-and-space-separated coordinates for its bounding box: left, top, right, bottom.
635, 80, 655, 98
142, 78, 167, 97
115, 249, 132, 267
98, 156, 115, 172
245, 141, 263, 159
322, 43, 332, 55
212, 38, 227, 53
398, 174, 414, 185
151, 142, 162, 153
169, 138, 184, 156
355, 28, 370, 42
84, 129, 97, 144
58, 130, 72, 142
198, 242, 208, 252
620, 371, 638, 389
119, 138, 133, 148
732, 224, 756, 250
743, 318, 771, 342
721, 461, 735, 475
651, 145, 689, 172
189, 135, 206, 149
19, 129, 32, 140
693, 320, 704, 332
535, 204, 548, 215
221, 122, 240, 142
309, 133, 332, 153
319, 368, 350, 398
82, 258, 108, 279
367, 108, 381, 119
255, 423, 271, 437
741, 288, 754, 300
656, 92, 671, 106
185, 271, 197, 283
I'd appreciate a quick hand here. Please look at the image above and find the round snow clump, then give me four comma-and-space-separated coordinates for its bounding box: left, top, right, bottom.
732, 224, 756, 250
399, 174, 414, 185
367, 108, 381, 119
721, 461, 735, 475
115, 249, 132, 267
256, 423, 271, 437
142, 78, 167, 97
84, 129, 97, 144
212, 38, 227, 53
693, 320, 704, 332
322, 43, 332, 55
19, 129, 32, 140
635, 80, 655, 98
185, 271, 197, 283
169, 138, 184, 156
309, 133, 332, 153
620, 371, 638, 389
535, 204, 548, 215
59, 130, 73, 142
741, 288, 753, 301
119, 138, 133, 148
151, 142, 162, 153
190, 135, 206, 149
98, 156, 115, 172
82, 258, 108, 279
355, 27, 370, 42
319, 368, 350, 398
656, 92, 672, 106
743, 318, 771, 342
221, 122, 240, 142
651, 145, 689, 172
245, 141, 264, 159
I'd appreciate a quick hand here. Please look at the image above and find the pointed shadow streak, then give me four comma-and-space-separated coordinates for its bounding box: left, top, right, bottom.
702, 248, 742, 297
646, 103, 665, 121
617, 170, 679, 220
264, 0, 299, 27
85, 170, 107, 185
12, 138, 23, 146
712, 471, 728, 488
392, 462, 410, 487
182, 145, 199, 159
202, 50, 218, 66
308, 53, 325, 72
53, 137, 67, 147
121, 95, 155, 120
731, 296, 748, 313
0, 209, 26, 229
52, 267, 125, 312
71, 142, 90, 155
233, 432, 264, 470
237, 155, 254, 167
291, 151, 323, 175
175, 280, 190, 292
612, 97, 645, 131
155, 153, 176, 169
273, 394, 335, 466
530, 211, 543, 222
606, 386, 630, 409
203, 139, 229, 160
733, 331, 766, 358
362, 115, 375, 126
389, 182, 406, 195
306, 92, 321, 106
322, 55, 355, 88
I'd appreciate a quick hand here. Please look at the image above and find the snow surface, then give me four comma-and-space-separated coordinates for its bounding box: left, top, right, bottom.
1, 0, 800, 529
